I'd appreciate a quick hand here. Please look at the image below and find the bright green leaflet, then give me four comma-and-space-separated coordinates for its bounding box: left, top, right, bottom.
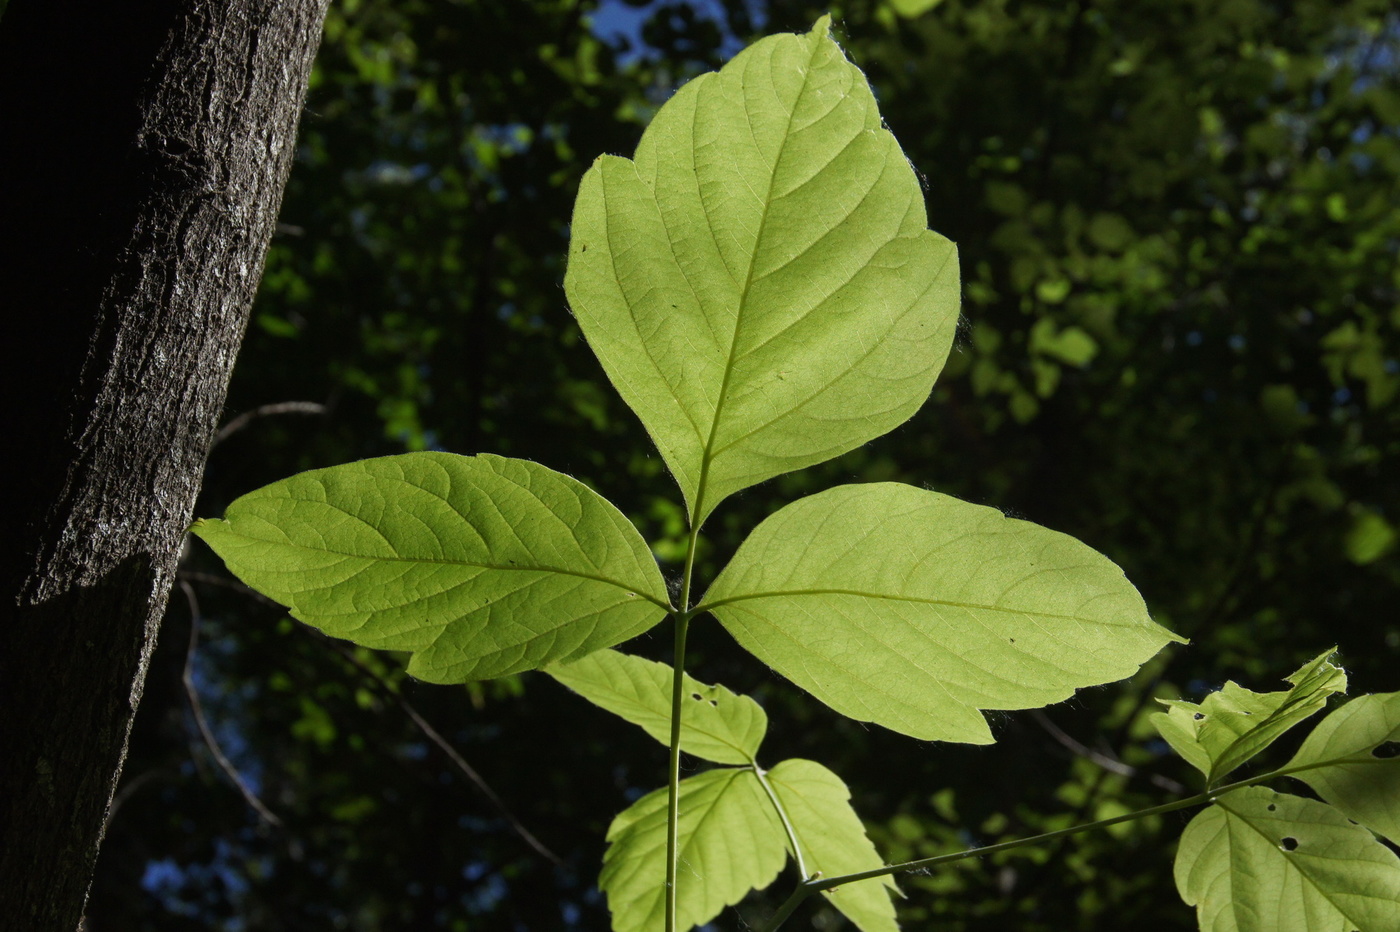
601, 768, 787, 932
545, 649, 767, 765
564, 16, 960, 527
699, 482, 1182, 743
1174, 787, 1400, 932
191, 453, 671, 682
1287, 692, 1400, 844
1152, 649, 1346, 786
767, 759, 898, 932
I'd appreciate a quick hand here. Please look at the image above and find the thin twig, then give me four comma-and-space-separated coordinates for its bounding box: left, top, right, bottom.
104, 769, 166, 833
210, 400, 326, 448
320, 637, 567, 869
1031, 709, 1185, 794
178, 580, 284, 828
178, 570, 565, 867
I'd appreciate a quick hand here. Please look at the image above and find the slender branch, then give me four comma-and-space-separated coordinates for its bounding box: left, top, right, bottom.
665, 611, 691, 932
751, 765, 809, 882
180, 568, 564, 867
761, 880, 820, 932
1031, 709, 1186, 794
210, 400, 326, 448
319, 638, 566, 868
103, 770, 166, 833
758, 763, 1337, 932
178, 580, 284, 828
666, 520, 704, 932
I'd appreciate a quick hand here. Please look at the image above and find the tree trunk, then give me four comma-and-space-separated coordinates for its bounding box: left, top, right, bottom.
0, 1, 329, 928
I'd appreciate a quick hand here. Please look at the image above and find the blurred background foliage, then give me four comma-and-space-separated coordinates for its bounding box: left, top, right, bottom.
86, 0, 1398, 929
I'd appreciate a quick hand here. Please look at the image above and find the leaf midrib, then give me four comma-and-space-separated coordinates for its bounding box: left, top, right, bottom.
219, 524, 674, 611
695, 586, 1140, 626
689, 34, 825, 527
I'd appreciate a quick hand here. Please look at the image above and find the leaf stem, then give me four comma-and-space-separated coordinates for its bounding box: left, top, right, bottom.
758, 762, 1337, 932
664, 611, 691, 932
751, 765, 809, 882
665, 520, 704, 932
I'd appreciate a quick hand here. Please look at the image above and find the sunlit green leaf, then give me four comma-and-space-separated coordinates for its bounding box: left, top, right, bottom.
699, 483, 1181, 743
768, 759, 898, 932
1152, 649, 1346, 785
887, 0, 946, 19
546, 648, 767, 765
564, 17, 959, 527
1174, 787, 1400, 932
601, 769, 786, 932
191, 453, 670, 682
1287, 692, 1400, 844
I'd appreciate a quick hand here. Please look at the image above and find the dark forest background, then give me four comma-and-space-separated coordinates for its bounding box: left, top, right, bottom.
84, 0, 1399, 928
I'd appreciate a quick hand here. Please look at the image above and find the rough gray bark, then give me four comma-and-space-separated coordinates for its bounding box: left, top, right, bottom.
0, 1, 330, 928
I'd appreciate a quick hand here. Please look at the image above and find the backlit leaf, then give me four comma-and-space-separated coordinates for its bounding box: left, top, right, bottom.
546, 648, 767, 765
1287, 692, 1400, 844
768, 759, 898, 932
191, 453, 670, 682
601, 768, 786, 932
565, 17, 959, 527
1174, 787, 1400, 932
699, 483, 1181, 743
1152, 649, 1346, 785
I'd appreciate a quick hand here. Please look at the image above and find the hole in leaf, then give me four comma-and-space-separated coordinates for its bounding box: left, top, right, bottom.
708, 699, 718, 707
1194, 713, 1206, 721
1267, 804, 1277, 812
1281, 837, 1299, 852
1008, 638, 1015, 643
1373, 741, 1400, 760
690, 693, 703, 702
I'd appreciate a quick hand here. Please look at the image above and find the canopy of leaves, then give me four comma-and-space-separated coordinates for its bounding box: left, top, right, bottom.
90, 1, 1400, 929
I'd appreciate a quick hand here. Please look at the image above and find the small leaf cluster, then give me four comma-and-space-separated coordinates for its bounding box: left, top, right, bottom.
549, 649, 895, 931
1155, 652, 1400, 932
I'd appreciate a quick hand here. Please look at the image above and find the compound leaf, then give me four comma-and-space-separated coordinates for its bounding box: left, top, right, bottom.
1174, 787, 1400, 932
191, 453, 671, 683
768, 759, 898, 932
565, 17, 959, 527
601, 768, 787, 932
546, 648, 768, 765
699, 483, 1181, 743
1287, 692, 1400, 844
1152, 649, 1346, 785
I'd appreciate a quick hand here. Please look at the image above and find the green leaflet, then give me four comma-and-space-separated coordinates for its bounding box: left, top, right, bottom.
1152, 649, 1346, 786
546, 648, 768, 765
564, 17, 959, 527
190, 453, 671, 682
601, 768, 787, 932
699, 483, 1181, 743
1287, 692, 1400, 844
767, 759, 898, 932
1174, 787, 1400, 932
